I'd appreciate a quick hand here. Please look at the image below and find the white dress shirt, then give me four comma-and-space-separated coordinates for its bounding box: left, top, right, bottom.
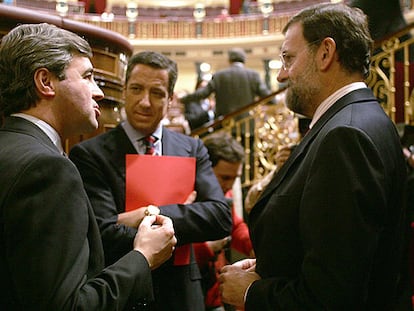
309, 82, 367, 129
122, 120, 163, 155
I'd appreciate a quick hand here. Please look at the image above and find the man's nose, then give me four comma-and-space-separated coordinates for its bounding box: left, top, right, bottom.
139, 91, 151, 106
92, 80, 105, 101
277, 67, 288, 83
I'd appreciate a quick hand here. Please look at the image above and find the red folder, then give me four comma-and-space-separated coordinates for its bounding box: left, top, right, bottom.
125, 154, 196, 265
125, 154, 196, 210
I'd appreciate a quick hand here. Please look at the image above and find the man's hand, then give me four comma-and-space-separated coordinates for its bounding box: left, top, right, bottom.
184, 190, 197, 204
275, 143, 295, 169
133, 214, 177, 270
403, 147, 414, 168
207, 236, 231, 253
117, 190, 197, 229
218, 259, 260, 308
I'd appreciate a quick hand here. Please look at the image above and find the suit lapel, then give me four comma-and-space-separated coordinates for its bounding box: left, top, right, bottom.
103, 125, 137, 179
161, 128, 192, 157
253, 88, 376, 209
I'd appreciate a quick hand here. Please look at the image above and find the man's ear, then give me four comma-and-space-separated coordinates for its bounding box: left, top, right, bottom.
33, 68, 55, 98
318, 37, 337, 72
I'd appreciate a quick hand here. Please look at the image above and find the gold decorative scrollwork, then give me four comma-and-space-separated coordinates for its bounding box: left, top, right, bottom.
253, 91, 300, 183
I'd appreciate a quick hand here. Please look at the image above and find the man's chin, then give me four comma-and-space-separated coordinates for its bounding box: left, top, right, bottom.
81, 119, 99, 134
286, 90, 303, 115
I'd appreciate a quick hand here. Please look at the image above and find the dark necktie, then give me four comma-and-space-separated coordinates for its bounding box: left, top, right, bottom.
144, 135, 157, 155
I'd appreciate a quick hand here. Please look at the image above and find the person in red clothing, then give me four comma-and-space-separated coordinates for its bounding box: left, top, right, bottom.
194, 132, 254, 311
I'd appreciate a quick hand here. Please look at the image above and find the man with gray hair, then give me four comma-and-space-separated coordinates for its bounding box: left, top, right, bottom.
219, 3, 410, 310
0, 23, 176, 310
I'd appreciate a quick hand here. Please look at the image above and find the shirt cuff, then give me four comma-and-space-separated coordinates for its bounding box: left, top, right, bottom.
207, 110, 215, 120
244, 282, 253, 303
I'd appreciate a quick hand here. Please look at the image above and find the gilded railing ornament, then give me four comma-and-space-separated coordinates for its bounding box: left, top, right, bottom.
368, 26, 414, 124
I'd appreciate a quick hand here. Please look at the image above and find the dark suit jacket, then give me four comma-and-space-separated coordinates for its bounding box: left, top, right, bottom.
246, 88, 410, 310
0, 117, 153, 311
181, 63, 272, 117
184, 100, 211, 130
69, 125, 231, 311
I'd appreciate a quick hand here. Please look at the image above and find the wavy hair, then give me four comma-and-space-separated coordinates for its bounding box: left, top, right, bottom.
283, 3, 373, 78
0, 23, 92, 117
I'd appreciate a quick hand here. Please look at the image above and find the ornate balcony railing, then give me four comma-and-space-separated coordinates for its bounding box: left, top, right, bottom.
72, 12, 293, 39
190, 89, 302, 188
7, 0, 328, 40
367, 22, 414, 125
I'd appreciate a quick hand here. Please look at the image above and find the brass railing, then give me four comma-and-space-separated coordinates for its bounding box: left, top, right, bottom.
191, 89, 301, 188
367, 22, 414, 125
73, 12, 292, 39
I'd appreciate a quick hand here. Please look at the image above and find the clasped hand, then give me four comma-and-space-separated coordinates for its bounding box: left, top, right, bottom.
218, 258, 260, 308
134, 214, 177, 270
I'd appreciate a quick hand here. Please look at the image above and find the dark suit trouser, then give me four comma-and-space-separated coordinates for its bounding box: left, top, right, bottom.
152, 262, 204, 311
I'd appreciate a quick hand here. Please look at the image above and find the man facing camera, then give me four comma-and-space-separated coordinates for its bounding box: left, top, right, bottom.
70, 51, 232, 311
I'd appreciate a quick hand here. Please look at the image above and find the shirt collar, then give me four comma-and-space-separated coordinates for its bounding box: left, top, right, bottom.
232, 62, 245, 68
11, 112, 64, 154
309, 82, 367, 129
122, 120, 163, 154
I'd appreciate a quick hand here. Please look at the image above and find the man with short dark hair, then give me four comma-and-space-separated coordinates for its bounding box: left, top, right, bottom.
180, 48, 273, 118
218, 3, 410, 310
70, 50, 232, 311
0, 23, 176, 311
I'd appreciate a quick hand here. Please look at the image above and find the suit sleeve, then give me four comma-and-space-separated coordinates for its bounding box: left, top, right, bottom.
246, 126, 394, 310
184, 101, 211, 130
180, 81, 215, 104
3, 154, 152, 311
70, 142, 138, 265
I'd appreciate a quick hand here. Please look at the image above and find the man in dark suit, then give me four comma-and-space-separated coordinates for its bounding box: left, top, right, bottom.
219, 3, 410, 310
183, 78, 215, 131
69, 51, 232, 311
0, 23, 176, 310
180, 48, 273, 118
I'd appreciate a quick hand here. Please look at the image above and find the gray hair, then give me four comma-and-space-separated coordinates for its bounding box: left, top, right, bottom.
0, 23, 92, 116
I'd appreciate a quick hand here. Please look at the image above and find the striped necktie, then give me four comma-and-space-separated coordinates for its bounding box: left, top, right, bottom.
144, 135, 157, 155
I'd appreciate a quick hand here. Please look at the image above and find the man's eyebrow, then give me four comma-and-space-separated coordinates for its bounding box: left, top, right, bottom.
82, 68, 94, 76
